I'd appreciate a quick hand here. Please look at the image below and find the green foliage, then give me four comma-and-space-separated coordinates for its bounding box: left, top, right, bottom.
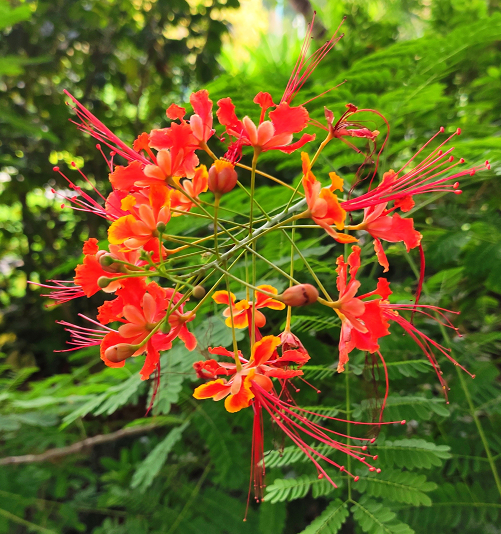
355, 469, 437, 506
351, 497, 415, 534
299, 499, 349, 534
372, 439, 452, 470
130, 421, 189, 492
1, 0, 501, 533
265, 474, 339, 503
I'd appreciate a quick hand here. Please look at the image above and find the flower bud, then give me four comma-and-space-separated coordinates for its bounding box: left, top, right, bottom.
97, 250, 122, 274
156, 221, 166, 233
192, 285, 206, 299
281, 284, 319, 307
208, 160, 238, 197
97, 276, 112, 288
104, 343, 136, 363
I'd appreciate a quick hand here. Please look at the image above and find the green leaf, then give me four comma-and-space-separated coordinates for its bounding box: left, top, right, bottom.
355, 468, 437, 506
259, 501, 286, 534
353, 395, 450, 421
130, 421, 189, 492
281, 315, 340, 334
264, 474, 338, 503
0, 0, 31, 31
372, 438, 451, 470
351, 497, 415, 534
299, 499, 349, 534
61, 373, 145, 427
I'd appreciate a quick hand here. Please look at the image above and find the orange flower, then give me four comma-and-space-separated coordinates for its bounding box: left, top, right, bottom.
108, 185, 171, 249
213, 285, 285, 329
301, 152, 356, 244
170, 165, 208, 214
193, 336, 285, 413
193, 370, 256, 413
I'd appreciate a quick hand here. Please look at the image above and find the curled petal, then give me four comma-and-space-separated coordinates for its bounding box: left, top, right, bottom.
252, 335, 281, 366
224, 375, 254, 413
374, 238, 389, 272
193, 379, 229, 400
213, 291, 236, 306
110, 161, 146, 191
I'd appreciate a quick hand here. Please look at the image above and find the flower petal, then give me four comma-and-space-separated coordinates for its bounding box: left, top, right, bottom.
251, 335, 281, 366
269, 102, 309, 135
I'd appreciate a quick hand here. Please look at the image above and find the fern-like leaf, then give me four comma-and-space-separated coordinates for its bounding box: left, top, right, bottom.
355, 468, 437, 506
351, 497, 415, 534
373, 438, 451, 470
299, 499, 349, 534
264, 474, 338, 503
130, 421, 189, 492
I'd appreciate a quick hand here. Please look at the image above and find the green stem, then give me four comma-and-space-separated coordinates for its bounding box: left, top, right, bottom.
214, 196, 220, 258
346, 362, 352, 501
285, 222, 296, 332
249, 149, 260, 349
224, 260, 242, 372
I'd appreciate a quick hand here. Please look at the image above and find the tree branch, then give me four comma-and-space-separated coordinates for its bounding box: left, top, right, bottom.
0, 423, 161, 466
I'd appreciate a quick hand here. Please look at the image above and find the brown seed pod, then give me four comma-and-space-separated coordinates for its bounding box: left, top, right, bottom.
281, 284, 319, 307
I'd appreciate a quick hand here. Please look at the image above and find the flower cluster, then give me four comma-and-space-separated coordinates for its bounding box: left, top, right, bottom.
35, 15, 487, 507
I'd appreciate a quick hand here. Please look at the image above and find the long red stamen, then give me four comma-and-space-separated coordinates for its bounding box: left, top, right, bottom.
64, 90, 150, 165
411, 244, 426, 324
282, 14, 345, 105
51, 166, 115, 220
342, 130, 489, 212
28, 280, 85, 306
55, 314, 115, 352
252, 383, 402, 491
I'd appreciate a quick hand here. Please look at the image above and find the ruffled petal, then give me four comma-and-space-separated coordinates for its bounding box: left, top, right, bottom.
139, 340, 160, 380
376, 278, 392, 300
190, 90, 212, 125
83, 238, 99, 255
166, 103, 186, 121
216, 97, 243, 132
269, 102, 309, 135
74, 255, 105, 298
178, 324, 197, 351
109, 161, 146, 191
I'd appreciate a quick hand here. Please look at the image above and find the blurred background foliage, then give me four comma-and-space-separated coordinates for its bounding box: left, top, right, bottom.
1, 0, 501, 532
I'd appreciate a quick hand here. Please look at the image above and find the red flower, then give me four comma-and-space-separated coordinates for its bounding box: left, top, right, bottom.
73, 238, 142, 297
98, 280, 196, 380
216, 97, 315, 154
333, 246, 390, 372
193, 335, 405, 504
189, 90, 214, 144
